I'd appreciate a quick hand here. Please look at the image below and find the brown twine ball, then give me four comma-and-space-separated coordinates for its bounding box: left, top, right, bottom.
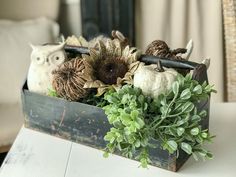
145, 40, 187, 60
145, 40, 170, 57
145, 40, 189, 75
52, 58, 93, 101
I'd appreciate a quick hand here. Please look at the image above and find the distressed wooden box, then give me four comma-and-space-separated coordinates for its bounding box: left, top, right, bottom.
21, 56, 210, 172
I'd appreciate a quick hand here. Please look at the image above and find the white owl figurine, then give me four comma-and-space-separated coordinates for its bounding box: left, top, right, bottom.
27, 43, 66, 95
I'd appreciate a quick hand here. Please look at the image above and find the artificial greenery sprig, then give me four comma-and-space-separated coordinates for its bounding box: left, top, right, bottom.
147, 74, 216, 161
102, 74, 216, 168
47, 88, 58, 97
102, 86, 152, 167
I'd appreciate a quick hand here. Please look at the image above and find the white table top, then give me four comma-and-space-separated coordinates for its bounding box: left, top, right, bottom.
0, 103, 236, 177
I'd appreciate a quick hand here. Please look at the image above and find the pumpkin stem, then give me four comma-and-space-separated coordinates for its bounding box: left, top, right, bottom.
155, 61, 165, 72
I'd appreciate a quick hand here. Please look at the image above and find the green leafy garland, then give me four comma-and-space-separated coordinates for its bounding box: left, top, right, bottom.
102, 74, 216, 168
48, 73, 216, 168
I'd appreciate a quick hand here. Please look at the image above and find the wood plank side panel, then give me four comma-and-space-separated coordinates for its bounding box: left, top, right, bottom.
22, 88, 178, 170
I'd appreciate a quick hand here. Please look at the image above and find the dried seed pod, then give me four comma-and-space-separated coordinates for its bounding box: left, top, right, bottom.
83, 37, 141, 96
52, 58, 93, 101
145, 40, 190, 75
111, 30, 129, 48
145, 40, 170, 57
96, 57, 128, 84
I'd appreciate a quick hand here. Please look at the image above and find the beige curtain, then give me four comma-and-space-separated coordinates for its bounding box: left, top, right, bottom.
136, 0, 224, 102
222, 0, 236, 102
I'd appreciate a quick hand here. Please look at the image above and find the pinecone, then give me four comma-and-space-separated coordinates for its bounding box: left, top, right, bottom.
52, 58, 93, 101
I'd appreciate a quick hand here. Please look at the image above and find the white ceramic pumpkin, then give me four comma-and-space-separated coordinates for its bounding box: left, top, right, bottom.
133, 62, 178, 98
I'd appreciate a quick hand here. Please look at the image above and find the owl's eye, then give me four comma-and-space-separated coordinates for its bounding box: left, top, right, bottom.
36, 57, 40, 61
56, 56, 60, 60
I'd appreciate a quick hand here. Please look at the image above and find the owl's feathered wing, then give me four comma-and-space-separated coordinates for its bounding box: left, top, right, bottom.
27, 64, 55, 94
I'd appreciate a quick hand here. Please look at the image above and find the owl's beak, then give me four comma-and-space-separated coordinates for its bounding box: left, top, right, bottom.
45, 58, 50, 66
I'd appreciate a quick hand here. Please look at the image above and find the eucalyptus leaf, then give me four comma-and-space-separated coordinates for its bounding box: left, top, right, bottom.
172, 81, 179, 95
193, 107, 197, 115
136, 118, 145, 129
121, 94, 129, 104
135, 140, 141, 147
144, 103, 148, 111
131, 110, 139, 119
193, 85, 202, 94
160, 97, 167, 106
191, 115, 201, 122
117, 135, 123, 143
167, 140, 178, 152
177, 119, 186, 126
196, 136, 203, 143
198, 150, 207, 157
204, 85, 212, 92
177, 127, 185, 136
201, 132, 208, 139
182, 102, 194, 113
180, 89, 191, 100
185, 73, 192, 81
110, 137, 115, 143
138, 95, 145, 104
169, 127, 177, 136
181, 142, 192, 154
199, 110, 207, 117
103, 152, 109, 158
177, 74, 185, 86
106, 95, 119, 104
206, 152, 213, 159
191, 127, 200, 136
140, 158, 148, 168
124, 127, 131, 135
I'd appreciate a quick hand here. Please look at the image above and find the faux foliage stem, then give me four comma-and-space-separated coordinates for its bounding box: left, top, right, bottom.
151, 93, 178, 130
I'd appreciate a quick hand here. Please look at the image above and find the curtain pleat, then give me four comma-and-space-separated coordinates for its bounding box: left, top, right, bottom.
222, 0, 236, 101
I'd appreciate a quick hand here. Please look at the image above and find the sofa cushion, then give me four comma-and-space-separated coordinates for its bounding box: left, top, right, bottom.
0, 18, 59, 148
0, 17, 59, 104
0, 104, 24, 147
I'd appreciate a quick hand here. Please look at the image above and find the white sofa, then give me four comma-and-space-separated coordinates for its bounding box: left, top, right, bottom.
0, 0, 60, 152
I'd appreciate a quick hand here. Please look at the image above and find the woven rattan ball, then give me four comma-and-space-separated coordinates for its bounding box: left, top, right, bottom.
145, 40, 170, 57
52, 58, 93, 101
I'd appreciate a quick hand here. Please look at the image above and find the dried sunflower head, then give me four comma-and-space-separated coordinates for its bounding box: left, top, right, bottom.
66, 34, 110, 49
66, 35, 89, 47
52, 58, 94, 101
83, 38, 141, 96
66, 30, 127, 49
